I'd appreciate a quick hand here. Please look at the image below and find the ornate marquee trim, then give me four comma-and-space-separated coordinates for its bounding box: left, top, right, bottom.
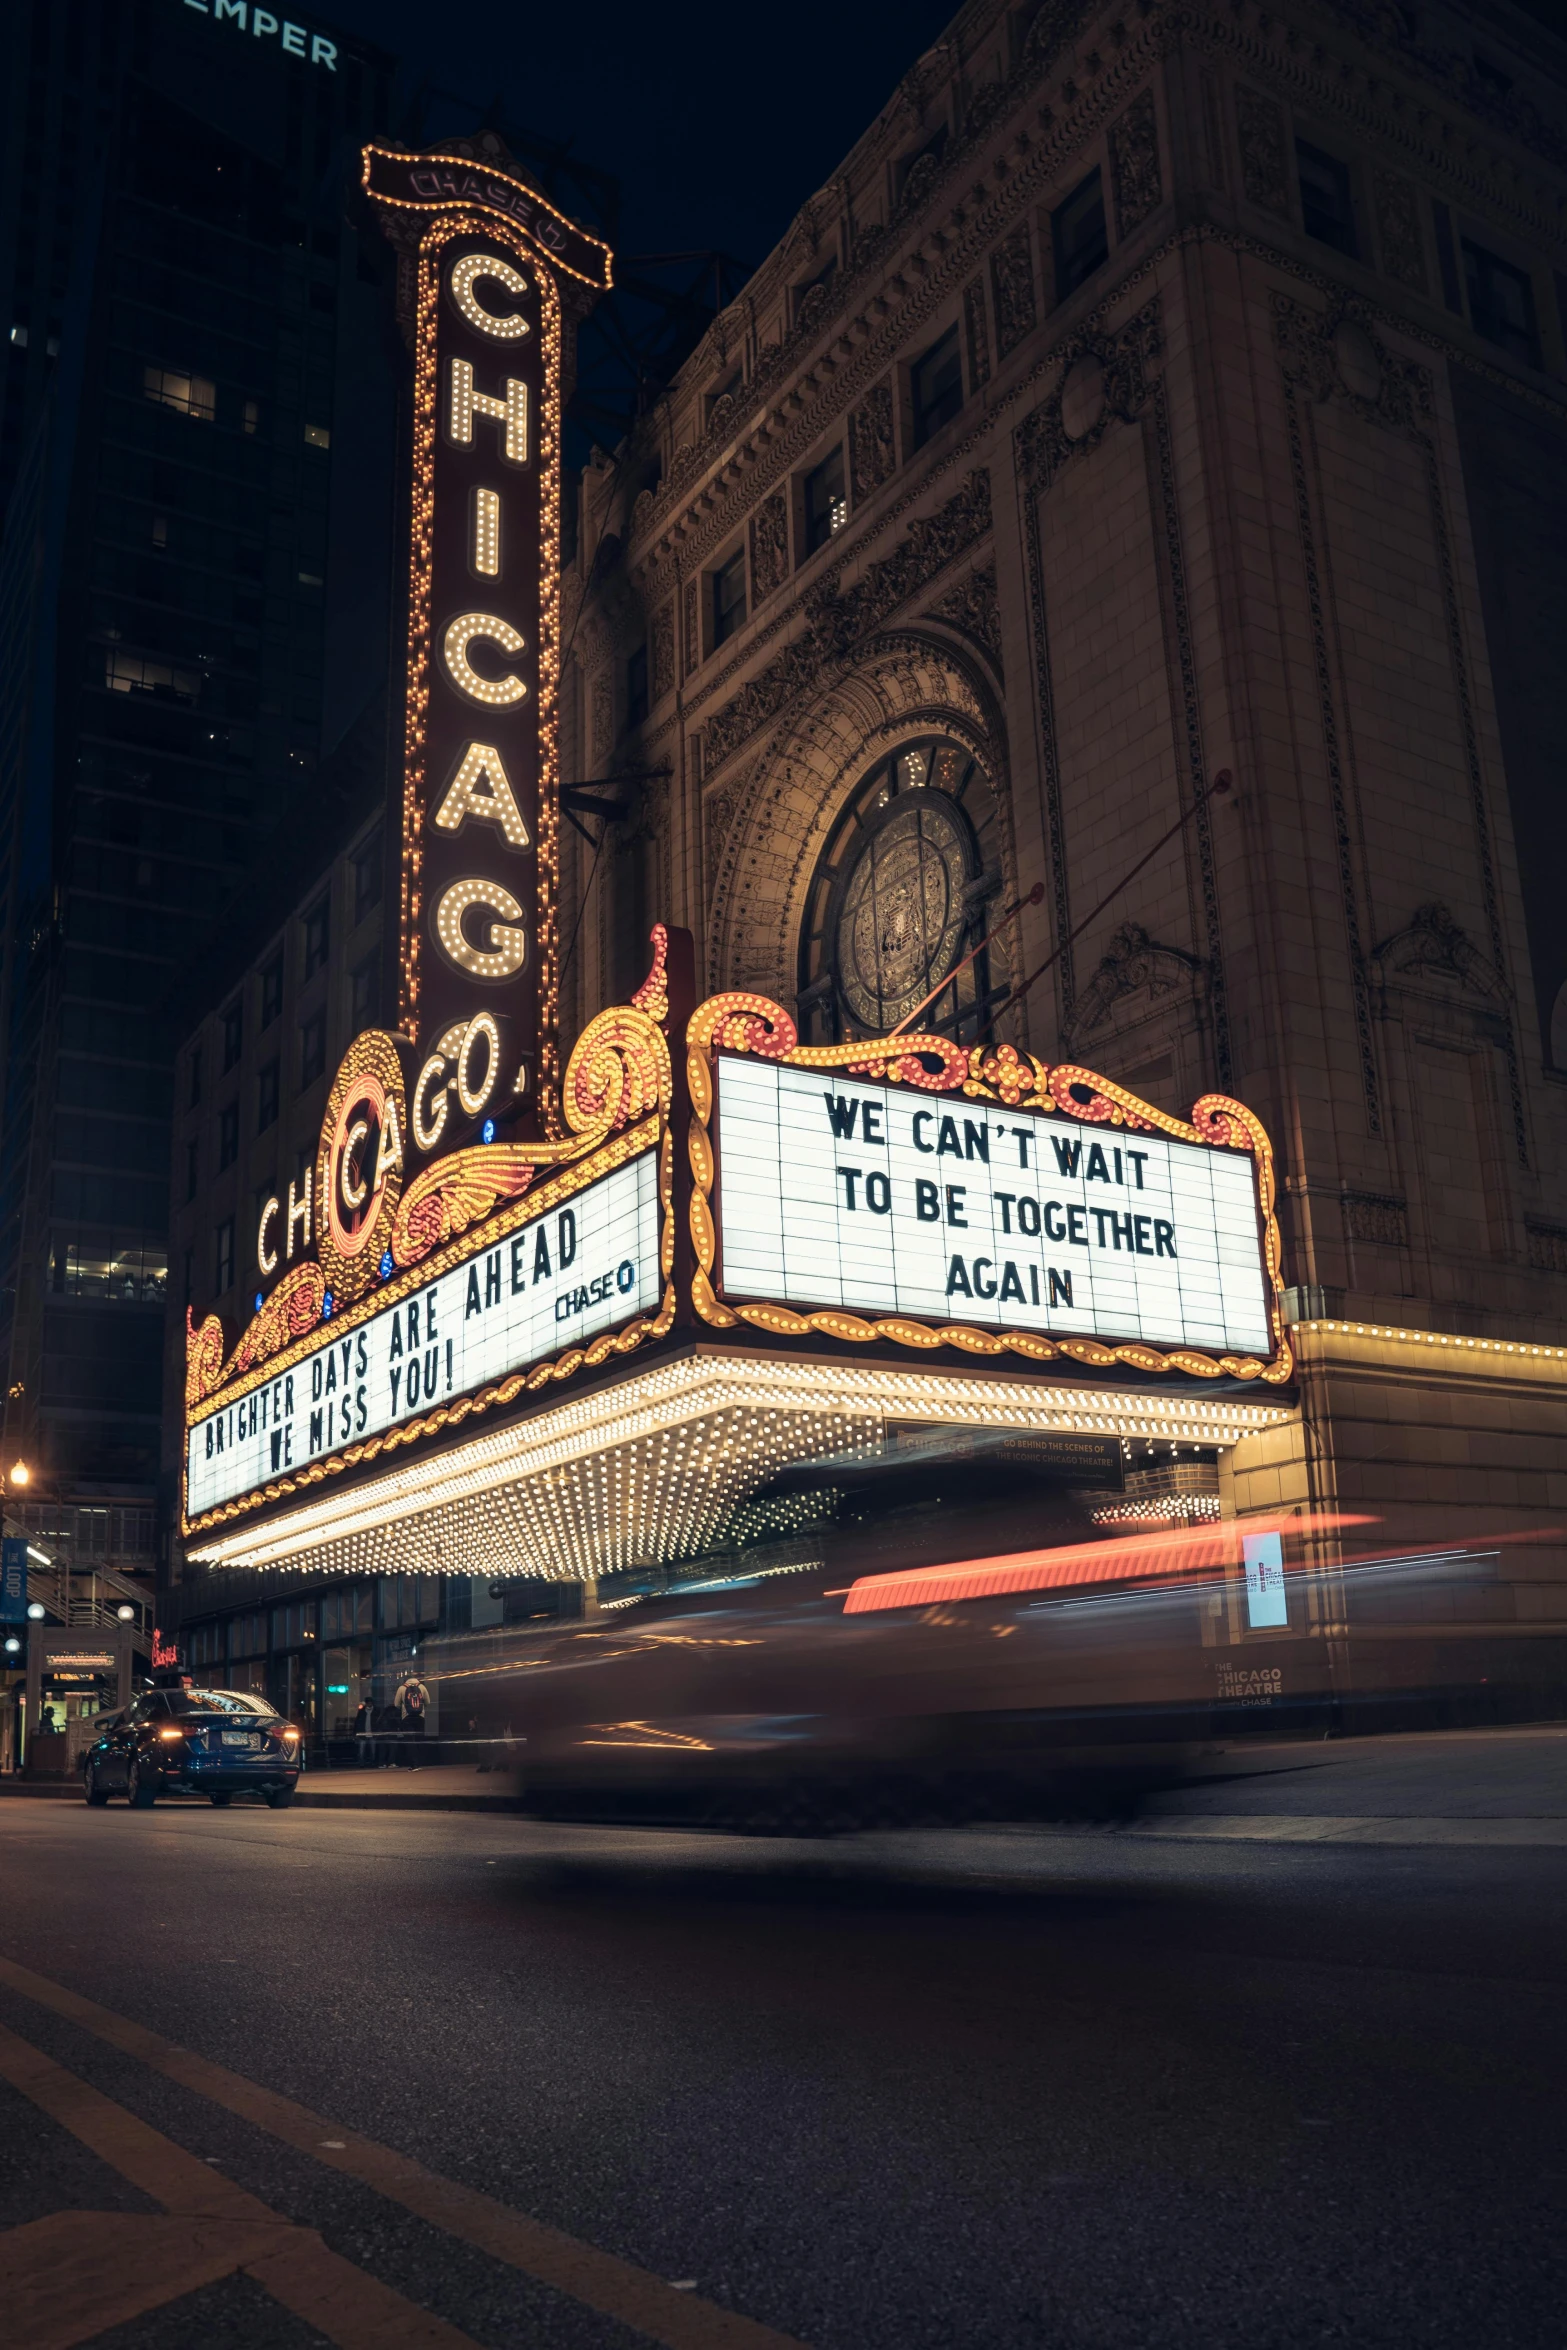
684, 989, 1292, 1386
182, 937, 680, 1537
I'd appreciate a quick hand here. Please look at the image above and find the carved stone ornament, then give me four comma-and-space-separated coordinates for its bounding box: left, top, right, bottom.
1015, 299, 1162, 494
849, 380, 896, 503
1108, 90, 1162, 239
704, 782, 740, 888
590, 671, 613, 759
897, 150, 943, 217
651, 602, 675, 704
990, 226, 1036, 360
925, 565, 1002, 667
1021, 0, 1096, 72
682, 577, 698, 679
704, 470, 993, 771
1340, 1190, 1410, 1249
682, 988, 1292, 1386
749, 491, 790, 604
1236, 87, 1292, 217
1372, 167, 1429, 295
964, 277, 991, 392
1059, 923, 1203, 1053
1273, 294, 1432, 440
1372, 902, 1509, 1004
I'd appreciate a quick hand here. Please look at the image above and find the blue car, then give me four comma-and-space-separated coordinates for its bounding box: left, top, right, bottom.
83, 1686, 302, 1808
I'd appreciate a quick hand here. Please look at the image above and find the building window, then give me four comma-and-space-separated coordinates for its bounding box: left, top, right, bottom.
803, 445, 848, 553
143, 366, 215, 421
231, 1611, 266, 1659
1462, 241, 1540, 367
48, 1238, 168, 1304
303, 896, 330, 978
1052, 168, 1109, 298
151, 515, 168, 549
300, 1009, 327, 1088
625, 641, 649, 729
188, 1047, 202, 1108
221, 997, 243, 1072
797, 736, 1007, 1050
1295, 140, 1357, 258
272, 1600, 318, 1649
711, 548, 747, 648
218, 1101, 239, 1170
260, 954, 283, 1028
910, 326, 963, 449
322, 1585, 375, 1638
242, 399, 260, 435
214, 1218, 235, 1294
104, 651, 199, 703
185, 1137, 198, 1202
257, 1058, 279, 1133
187, 1623, 224, 1671
304, 421, 331, 449
352, 832, 382, 924
350, 957, 380, 1036
379, 1577, 443, 1630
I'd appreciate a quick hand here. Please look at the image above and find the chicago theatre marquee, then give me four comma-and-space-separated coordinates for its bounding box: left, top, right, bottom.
179, 147, 1296, 1600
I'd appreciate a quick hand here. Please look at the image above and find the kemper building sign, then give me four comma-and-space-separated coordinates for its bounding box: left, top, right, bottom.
178, 143, 1295, 1590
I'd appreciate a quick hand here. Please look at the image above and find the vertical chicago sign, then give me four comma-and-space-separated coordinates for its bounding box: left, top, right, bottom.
362, 144, 614, 1142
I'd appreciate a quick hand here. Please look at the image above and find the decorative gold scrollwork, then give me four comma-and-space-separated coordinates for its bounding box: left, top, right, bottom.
683, 986, 1293, 1384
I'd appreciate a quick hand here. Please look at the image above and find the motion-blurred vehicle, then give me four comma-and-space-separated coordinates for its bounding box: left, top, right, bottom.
423, 1521, 1566, 1832
82, 1687, 302, 1809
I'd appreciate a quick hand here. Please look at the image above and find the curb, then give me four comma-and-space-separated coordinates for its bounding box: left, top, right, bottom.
0, 1782, 521, 1813
1123, 1813, 1567, 1847
293, 1790, 523, 1813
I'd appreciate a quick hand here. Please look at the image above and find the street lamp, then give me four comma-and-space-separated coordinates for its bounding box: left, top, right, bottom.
3, 1638, 18, 1655
26, 1602, 44, 1620
8, 1461, 29, 1487
116, 1605, 135, 1622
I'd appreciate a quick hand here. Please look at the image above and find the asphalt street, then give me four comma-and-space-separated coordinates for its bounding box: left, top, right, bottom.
2, 1752, 1566, 2349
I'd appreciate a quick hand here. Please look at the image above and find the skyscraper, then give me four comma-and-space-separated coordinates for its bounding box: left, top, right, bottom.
0, 0, 399, 1578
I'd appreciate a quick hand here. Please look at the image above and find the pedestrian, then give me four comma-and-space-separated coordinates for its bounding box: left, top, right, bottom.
394, 1675, 429, 1769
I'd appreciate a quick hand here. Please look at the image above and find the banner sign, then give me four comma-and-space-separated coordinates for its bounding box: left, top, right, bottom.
188, 1153, 660, 1518
714, 1057, 1273, 1361
0, 1537, 26, 1623
1243, 1528, 1289, 1627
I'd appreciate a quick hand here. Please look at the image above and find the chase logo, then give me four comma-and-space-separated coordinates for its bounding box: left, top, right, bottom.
182, 0, 340, 69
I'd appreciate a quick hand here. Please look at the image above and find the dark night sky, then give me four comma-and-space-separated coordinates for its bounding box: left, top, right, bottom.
325, 0, 964, 273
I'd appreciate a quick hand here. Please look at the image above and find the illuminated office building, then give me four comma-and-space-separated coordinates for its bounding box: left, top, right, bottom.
0, 0, 397, 1584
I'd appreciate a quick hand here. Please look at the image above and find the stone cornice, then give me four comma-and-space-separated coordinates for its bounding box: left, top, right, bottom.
605, 212, 1566, 778
615, 0, 1565, 616
1198, 2, 1567, 242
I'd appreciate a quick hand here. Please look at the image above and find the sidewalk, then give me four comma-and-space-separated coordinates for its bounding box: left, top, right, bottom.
293, 1765, 521, 1812
4, 1722, 1564, 1830
0, 1764, 522, 1811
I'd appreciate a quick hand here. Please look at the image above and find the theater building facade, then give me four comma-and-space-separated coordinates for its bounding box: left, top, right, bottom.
165, 0, 1567, 1719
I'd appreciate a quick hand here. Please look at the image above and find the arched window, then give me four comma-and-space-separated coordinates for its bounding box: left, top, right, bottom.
796, 737, 1007, 1046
